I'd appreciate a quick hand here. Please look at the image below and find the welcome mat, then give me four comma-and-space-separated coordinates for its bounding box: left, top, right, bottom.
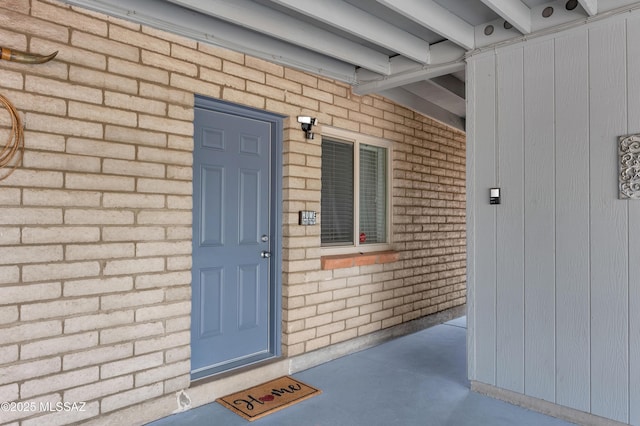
216, 376, 321, 421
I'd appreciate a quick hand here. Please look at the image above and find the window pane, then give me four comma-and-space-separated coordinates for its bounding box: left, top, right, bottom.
321, 139, 354, 246
359, 144, 386, 244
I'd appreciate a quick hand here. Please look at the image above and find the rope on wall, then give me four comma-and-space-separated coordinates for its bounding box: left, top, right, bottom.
0, 93, 24, 181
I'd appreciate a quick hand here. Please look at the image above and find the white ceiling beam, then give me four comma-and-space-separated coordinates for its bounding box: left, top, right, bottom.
379, 87, 465, 131
430, 75, 466, 100
354, 61, 465, 95
479, 0, 531, 34
168, 0, 391, 74
63, 0, 358, 83
268, 0, 430, 64
578, 0, 598, 15
376, 0, 475, 50
354, 41, 465, 94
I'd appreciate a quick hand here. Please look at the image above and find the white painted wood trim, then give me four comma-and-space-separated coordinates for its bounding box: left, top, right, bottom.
471, 381, 628, 426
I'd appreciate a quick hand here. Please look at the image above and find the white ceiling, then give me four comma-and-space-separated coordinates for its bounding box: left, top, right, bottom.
65, 0, 640, 131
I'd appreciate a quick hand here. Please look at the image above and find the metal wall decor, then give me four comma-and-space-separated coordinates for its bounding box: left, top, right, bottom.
0, 94, 24, 181
0, 46, 58, 64
619, 133, 640, 199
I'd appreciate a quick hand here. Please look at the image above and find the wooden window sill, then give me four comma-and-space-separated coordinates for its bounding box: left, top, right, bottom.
321, 251, 400, 270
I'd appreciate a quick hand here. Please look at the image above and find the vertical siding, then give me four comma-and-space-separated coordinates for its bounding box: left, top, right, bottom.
495, 47, 525, 394
468, 10, 640, 424
588, 21, 629, 423
554, 30, 591, 413
470, 54, 497, 385
627, 13, 640, 425
523, 40, 556, 402
628, 15, 640, 426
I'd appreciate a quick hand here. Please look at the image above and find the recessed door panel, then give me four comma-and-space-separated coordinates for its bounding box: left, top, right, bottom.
200, 166, 224, 246
238, 264, 260, 330
239, 169, 260, 245
199, 268, 223, 338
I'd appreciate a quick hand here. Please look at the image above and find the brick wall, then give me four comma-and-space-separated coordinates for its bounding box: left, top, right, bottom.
0, 0, 465, 424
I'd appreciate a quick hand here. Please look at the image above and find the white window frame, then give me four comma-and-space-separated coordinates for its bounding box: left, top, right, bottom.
320, 126, 393, 256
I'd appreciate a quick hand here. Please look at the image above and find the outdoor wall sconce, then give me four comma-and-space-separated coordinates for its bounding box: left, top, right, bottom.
297, 116, 318, 139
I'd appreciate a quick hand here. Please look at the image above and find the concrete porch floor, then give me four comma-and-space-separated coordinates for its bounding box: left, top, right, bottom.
147, 317, 574, 426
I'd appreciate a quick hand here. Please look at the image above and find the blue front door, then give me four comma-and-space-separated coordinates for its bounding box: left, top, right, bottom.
191, 97, 282, 380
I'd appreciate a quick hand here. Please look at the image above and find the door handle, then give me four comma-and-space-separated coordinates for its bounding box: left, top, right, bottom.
260, 251, 271, 258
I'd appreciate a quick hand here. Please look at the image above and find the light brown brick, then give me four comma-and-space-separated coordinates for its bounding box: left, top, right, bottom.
21, 367, 98, 399
101, 382, 163, 413
143, 50, 197, 76
0, 383, 18, 404
0, 266, 18, 285
139, 116, 192, 139
0, 358, 61, 386
23, 189, 102, 207
103, 258, 165, 276
69, 101, 137, 127
135, 301, 190, 322
25, 76, 102, 104
65, 173, 134, 192
65, 243, 134, 261
106, 91, 166, 115
64, 209, 134, 225
0, 306, 18, 325
137, 210, 191, 225
137, 178, 191, 195
101, 352, 164, 379
31, 1, 107, 37
0, 346, 18, 366
101, 289, 164, 311
0, 207, 62, 225
135, 241, 190, 257
0, 245, 63, 265
167, 195, 191, 209
100, 322, 165, 345
21, 332, 98, 360
165, 346, 190, 363
64, 310, 134, 334
21, 298, 99, 321
0, 169, 63, 188
135, 360, 189, 387
111, 26, 170, 55
105, 125, 167, 147
23, 261, 100, 282
102, 193, 165, 209
73, 31, 138, 61
102, 226, 166, 242
167, 255, 191, 271
69, 64, 138, 94
165, 317, 190, 333
64, 376, 133, 403
63, 343, 132, 370
139, 81, 194, 106
135, 271, 191, 289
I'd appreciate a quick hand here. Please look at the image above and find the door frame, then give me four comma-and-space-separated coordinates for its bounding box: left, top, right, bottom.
192, 95, 284, 379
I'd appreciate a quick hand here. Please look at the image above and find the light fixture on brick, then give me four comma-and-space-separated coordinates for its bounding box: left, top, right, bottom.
297, 116, 318, 139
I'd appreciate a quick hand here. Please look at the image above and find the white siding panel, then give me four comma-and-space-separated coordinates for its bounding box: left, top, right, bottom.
495, 47, 525, 394
466, 58, 477, 381
627, 14, 640, 426
472, 53, 498, 386
588, 21, 629, 423
467, 10, 640, 424
554, 30, 591, 413
523, 39, 556, 402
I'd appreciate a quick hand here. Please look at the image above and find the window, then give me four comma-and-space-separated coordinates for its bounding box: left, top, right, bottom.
321, 127, 391, 253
